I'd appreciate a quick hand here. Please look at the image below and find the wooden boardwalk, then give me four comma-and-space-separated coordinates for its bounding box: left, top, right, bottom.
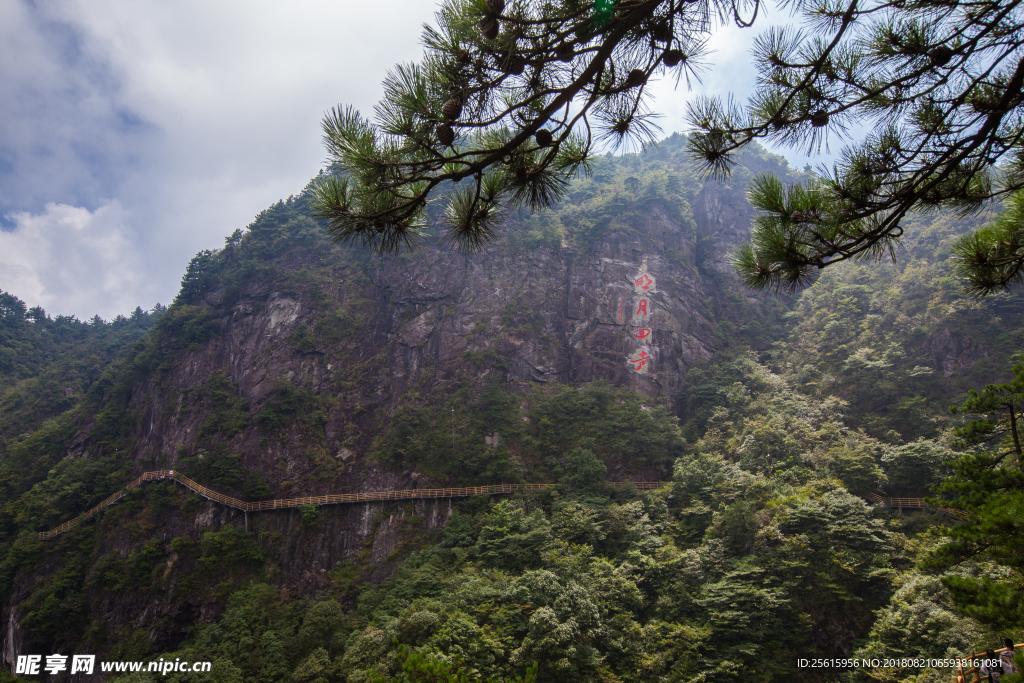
37, 473, 968, 541
37, 470, 670, 540
858, 491, 966, 518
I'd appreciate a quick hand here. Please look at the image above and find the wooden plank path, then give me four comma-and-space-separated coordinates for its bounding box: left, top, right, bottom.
38, 473, 969, 541
858, 491, 967, 519
38, 470, 670, 540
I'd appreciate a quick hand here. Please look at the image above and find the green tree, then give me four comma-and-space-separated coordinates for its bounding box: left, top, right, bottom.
831, 442, 887, 492
881, 439, 952, 497
846, 574, 987, 683
550, 501, 606, 545
948, 354, 1024, 466
311, 0, 1024, 300
695, 572, 803, 681
290, 647, 335, 683
559, 447, 607, 497
475, 500, 552, 570
311, 0, 713, 252
296, 600, 347, 658
696, 2, 1024, 294
368, 641, 538, 683
952, 191, 1024, 296
923, 355, 1024, 629
258, 631, 291, 683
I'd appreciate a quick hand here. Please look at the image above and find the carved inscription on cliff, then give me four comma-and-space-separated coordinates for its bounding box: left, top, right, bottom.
626, 260, 655, 374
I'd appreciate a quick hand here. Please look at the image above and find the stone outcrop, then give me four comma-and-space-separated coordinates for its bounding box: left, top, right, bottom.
3, 148, 782, 670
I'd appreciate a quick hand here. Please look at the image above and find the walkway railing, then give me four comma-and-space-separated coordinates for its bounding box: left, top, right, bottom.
41, 475, 968, 541
954, 645, 1020, 683
857, 491, 967, 519
38, 471, 670, 540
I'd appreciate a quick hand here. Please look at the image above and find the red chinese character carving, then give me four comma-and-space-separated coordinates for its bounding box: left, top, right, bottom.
629, 350, 651, 371
636, 299, 648, 316
635, 274, 653, 290
633, 328, 651, 340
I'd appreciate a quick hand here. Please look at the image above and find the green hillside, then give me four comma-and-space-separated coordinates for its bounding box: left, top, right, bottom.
0, 136, 1021, 683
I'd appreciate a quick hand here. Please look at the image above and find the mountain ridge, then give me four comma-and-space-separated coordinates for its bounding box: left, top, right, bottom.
0, 135, 1017, 681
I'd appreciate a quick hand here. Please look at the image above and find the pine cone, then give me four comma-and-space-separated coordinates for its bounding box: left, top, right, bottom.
929, 46, 954, 67
970, 95, 998, 114
480, 17, 499, 40
624, 69, 647, 88
535, 129, 553, 147
442, 98, 463, 121
556, 43, 574, 62
501, 53, 525, 75
437, 124, 455, 147
486, 0, 505, 15
662, 50, 684, 67
810, 111, 829, 128
651, 22, 671, 43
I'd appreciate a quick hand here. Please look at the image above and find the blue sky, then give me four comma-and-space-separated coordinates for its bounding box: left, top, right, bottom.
0, 0, 828, 319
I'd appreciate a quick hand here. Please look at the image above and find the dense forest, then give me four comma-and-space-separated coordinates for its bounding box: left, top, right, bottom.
0, 136, 1022, 682
0, 298, 164, 451
95, 364, 1017, 683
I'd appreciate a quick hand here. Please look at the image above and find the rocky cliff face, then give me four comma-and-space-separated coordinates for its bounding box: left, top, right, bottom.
151, 180, 767, 471
3, 144, 784, 671
118, 159, 775, 489
374, 203, 717, 406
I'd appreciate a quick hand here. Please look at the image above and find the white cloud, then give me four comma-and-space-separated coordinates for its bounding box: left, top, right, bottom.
1, 0, 847, 319
2, 0, 437, 318
0, 1, 157, 216
0, 201, 144, 320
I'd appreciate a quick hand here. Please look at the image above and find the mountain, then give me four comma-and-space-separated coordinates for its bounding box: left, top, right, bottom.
0, 134, 1016, 682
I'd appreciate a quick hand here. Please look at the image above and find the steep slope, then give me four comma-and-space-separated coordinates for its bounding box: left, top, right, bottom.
762, 209, 1024, 441
0, 298, 163, 453
0, 137, 789, 668
1, 134, 1018, 682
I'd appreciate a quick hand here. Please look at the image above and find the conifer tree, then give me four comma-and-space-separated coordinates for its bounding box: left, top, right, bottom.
923, 355, 1024, 629
312, 0, 1024, 296
951, 190, 1024, 296
311, 0, 715, 252
693, 0, 1024, 292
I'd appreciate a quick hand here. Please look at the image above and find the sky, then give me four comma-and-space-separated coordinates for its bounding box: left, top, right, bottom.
0, 0, 825, 320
